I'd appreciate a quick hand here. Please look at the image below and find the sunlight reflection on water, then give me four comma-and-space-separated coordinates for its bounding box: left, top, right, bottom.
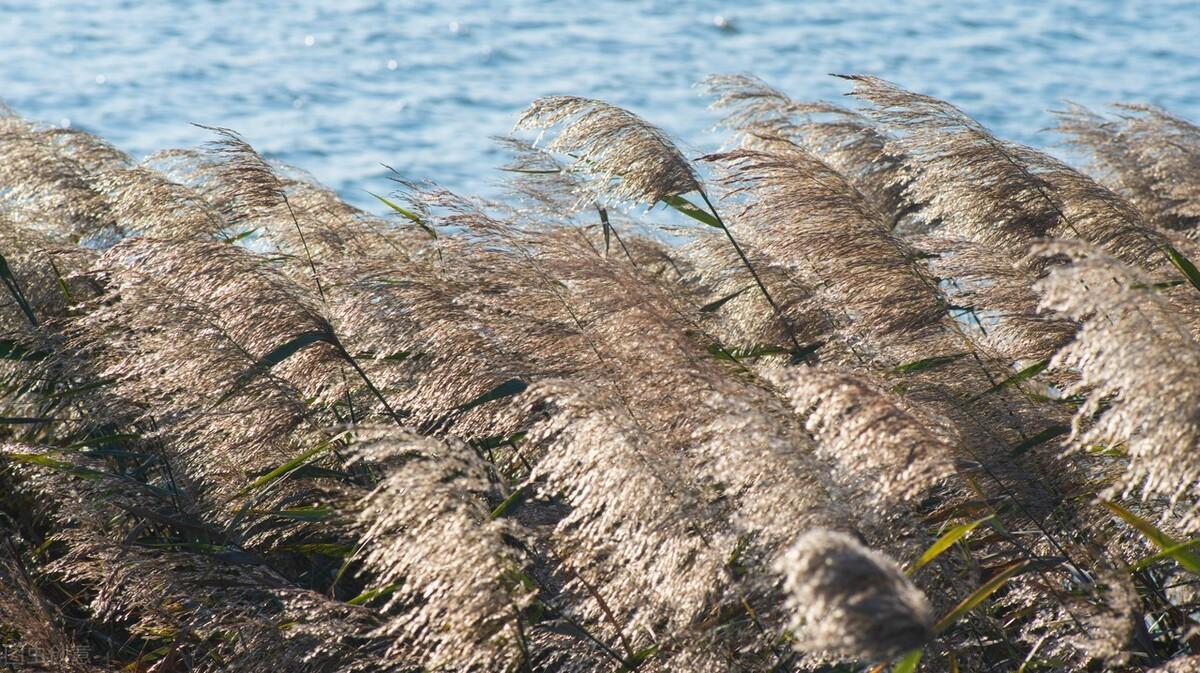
1, 0, 1197, 207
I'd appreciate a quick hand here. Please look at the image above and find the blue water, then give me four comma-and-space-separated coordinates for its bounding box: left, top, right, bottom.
2, 1, 1198, 206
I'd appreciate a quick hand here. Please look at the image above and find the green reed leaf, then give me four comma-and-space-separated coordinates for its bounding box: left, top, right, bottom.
661, 194, 721, 228
908, 516, 992, 575
3, 452, 105, 479
1164, 243, 1200, 292
369, 191, 437, 239
893, 353, 967, 374
972, 360, 1048, 400
348, 583, 400, 606
1009, 425, 1069, 457
699, 286, 750, 313
455, 378, 528, 413
0, 251, 37, 326
1103, 500, 1200, 575
892, 649, 923, 673
934, 561, 1026, 633
490, 485, 526, 520
0, 339, 46, 361
223, 330, 332, 404
237, 437, 335, 496
1133, 537, 1200, 572
222, 227, 259, 244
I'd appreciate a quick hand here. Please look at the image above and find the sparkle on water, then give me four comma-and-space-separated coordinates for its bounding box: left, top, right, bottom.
2, 0, 1197, 208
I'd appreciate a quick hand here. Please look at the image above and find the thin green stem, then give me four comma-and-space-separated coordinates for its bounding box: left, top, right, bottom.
333, 340, 405, 428
696, 190, 804, 354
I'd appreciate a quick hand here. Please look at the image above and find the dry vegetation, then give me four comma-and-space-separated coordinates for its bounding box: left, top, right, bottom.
2, 74, 1200, 672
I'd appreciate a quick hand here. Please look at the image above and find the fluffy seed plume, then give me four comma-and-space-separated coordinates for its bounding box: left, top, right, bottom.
521, 381, 728, 640
515, 96, 701, 206
922, 234, 1078, 361
704, 73, 816, 131
704, 136, 945, 356
89, 164, 230, 238
704, 74, 913, 225
1035, 241, 1200, 525
842, 75, 1165, 266
775, 529, 933, 661
47, 527, 381, 673
0, 117, 116, 239
353, 428, 535, 671
8, 75, 1200, 672
41, 126, 130, 172
0, 541, 100, 673
1057, 103, 1200, 234
767, 365, 956, 504
194, 124, 289, 221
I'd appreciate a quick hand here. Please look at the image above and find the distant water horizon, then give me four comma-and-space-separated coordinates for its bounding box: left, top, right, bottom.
3, 0, 1198, 207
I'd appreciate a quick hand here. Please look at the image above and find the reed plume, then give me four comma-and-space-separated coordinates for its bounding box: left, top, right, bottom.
62, 238, 351, 528
1058, 103, 1200, 234
352, 427, 535, 671
87, 164, 230, 238
0, 534, 98, 673
705, 73, 914, 226
922, 234, 1078, 361
41, 126, 130, 173
1, 441, 382, 673
776, 529, 933, 661
1056, 103, 1185, 232
520, 381, 728, 646
193, 125, 291, 224
325, 250, 538, 437
4, 77, 1200, 672
0, 117, 116, 240
843, 75, 1166, 268
1035, 241, 1200, 527
768, 366, 956, 504
515, 96, 701, 207
48, 527, 383, 673
704, 135, 945, 359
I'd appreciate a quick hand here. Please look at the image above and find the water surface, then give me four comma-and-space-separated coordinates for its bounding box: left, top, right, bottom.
2, 1, 1197, 205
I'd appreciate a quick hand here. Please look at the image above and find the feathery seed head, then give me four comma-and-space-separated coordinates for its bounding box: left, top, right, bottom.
775, 529, 933, 661
515, 96, 701, 206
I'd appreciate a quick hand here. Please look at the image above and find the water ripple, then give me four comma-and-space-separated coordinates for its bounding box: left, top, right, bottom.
1, 0, 1197, 207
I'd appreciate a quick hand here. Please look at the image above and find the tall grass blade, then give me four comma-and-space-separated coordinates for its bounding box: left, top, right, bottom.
1009, 425, 1070, 457
0, 339, 46, 361
227, 330, 332, 397
236, 437, 336, 496
699, 286, 750, 313
454, 378, 529, 413
0, 416, 57, 426
347, 583, 400, 606
369, 190, 437, 239
971, 360, 1048, 400
661, 194, 721, 228
3, 452, 105, 479
1103, 500, 1200, 575
892, 649, 923, 673
907, 516, 992, 575
1164, 243, 1200, 292
892, 353, 967, 374
1132, 538, 1200, 572
0, 252, 37, 326
933, 561, 1026, 634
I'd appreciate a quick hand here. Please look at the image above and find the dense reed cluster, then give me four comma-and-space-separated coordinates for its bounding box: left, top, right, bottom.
2, 73, 1200, 672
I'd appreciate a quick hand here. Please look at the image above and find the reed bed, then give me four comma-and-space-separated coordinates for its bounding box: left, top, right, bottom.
1, 74, 1200, 672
